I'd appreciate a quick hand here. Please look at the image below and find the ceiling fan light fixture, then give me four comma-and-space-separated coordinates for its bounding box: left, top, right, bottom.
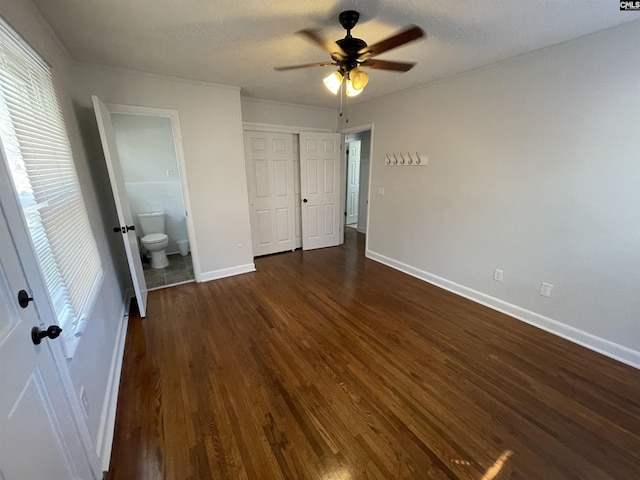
349, 68, 369, 90
345, 79, 364, 97
323, 71, 343, 94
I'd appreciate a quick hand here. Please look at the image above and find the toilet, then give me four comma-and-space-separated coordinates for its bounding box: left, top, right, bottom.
138, 212, 169, 269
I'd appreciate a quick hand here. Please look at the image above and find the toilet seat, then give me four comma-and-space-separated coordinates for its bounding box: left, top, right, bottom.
142, 233, 168, 244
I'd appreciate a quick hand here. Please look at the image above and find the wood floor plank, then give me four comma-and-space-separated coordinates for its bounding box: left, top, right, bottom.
106, 231, 640, 479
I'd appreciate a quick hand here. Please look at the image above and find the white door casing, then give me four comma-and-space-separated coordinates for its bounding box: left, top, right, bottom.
244, 132, 296, 256
293, 137, 302, 249
0, 207, 95, 480
346, 140, 361, 226
106, 103, 201, 282
92, 96, 148, 316
299, 132, 342, 251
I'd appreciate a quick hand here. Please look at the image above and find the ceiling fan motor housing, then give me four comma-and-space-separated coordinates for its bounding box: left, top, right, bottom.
336, 38, 367, 72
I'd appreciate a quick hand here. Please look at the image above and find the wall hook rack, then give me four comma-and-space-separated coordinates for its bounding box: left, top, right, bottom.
385, 152, 428, 166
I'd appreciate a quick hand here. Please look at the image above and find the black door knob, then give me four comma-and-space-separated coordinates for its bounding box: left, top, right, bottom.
31, 325, 63, 345
17, 289, 34, 308
126, 225, 135, 231
303, 198, 308, 203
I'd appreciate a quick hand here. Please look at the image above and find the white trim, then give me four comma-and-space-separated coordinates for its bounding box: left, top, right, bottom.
96, 290, 132, 472
104, 103, 203, 282
243, 121, 331, 134
199, 263, 256, 282
340, 123, 375, 135
241, 96, 336, 113
75, 62, 240, 91
366, 249, 640, 370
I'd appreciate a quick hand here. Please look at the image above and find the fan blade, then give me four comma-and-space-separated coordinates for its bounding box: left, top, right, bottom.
274, 61, 335, 71
360, 59, 416, 72
297, 29, 346, 60
358, 25, 425, 58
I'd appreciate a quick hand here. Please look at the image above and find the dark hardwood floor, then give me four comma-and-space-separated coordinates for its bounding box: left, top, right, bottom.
106, 231, 640, 479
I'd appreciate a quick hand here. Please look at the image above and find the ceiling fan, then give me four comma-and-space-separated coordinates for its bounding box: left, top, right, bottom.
274, 10, 425, 97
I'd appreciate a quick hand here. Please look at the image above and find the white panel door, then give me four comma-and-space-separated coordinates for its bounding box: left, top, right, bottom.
244, 132, 295, 256
299, 132, 342, 251
92, 96, 147, 316
346, 140, 361, 225
0, 207, 95, 480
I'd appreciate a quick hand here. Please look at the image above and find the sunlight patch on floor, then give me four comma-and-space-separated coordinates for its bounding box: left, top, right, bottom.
481, 450, 513, 480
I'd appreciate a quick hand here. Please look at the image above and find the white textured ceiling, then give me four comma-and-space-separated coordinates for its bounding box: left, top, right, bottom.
32, 0, 640, 108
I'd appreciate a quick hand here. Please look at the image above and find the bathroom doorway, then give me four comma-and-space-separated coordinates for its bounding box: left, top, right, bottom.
342, 127, 372, 239
108, 105, 198, 291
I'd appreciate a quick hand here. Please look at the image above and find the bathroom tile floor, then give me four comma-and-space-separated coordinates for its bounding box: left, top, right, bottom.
143, 253, 194, 290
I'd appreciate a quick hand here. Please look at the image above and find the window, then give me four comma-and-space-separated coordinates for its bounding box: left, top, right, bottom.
0, 18, 102, 356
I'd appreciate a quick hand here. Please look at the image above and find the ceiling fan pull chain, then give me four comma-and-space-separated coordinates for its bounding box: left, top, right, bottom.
345, 90, 349, 123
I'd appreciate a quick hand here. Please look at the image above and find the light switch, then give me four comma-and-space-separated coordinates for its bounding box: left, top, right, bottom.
377, 186, 385, 196
166, 169, 174, 177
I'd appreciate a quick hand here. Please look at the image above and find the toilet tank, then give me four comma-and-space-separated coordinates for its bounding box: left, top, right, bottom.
137, 212, 166, 236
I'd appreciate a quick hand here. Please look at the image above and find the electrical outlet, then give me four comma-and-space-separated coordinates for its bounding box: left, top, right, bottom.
539, 282, 553, 298
166, 169, 174, 177
80, 386, 89, 419
493, 269, 504, 282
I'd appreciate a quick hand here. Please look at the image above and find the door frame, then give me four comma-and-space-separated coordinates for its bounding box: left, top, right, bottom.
345, 139, 362, 226
242, 122, 331, 135
107, 103, 201, 282
339, 123, 375, 250
0, 145, 101, 477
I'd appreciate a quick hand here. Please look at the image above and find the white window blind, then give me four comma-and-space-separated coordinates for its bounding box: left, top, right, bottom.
0, 19, 102, 356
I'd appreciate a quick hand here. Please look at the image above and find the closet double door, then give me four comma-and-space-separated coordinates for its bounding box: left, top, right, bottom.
244, 131, 341, 256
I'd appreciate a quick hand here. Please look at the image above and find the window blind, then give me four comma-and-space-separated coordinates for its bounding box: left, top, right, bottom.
0, 18, 102, 356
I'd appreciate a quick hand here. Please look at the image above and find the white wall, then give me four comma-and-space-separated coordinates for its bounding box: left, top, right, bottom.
0, 0, 129, 460
339, 21, 640, 367
111, 113, 188, 254
241, 96, 337, 131
72, 64, 255, 279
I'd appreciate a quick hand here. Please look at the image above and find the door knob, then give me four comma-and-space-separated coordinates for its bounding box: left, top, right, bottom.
126, 225, 135, 231
17, 290, 34, 308
31, 325, 63, 345
303, 198, 308, 203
